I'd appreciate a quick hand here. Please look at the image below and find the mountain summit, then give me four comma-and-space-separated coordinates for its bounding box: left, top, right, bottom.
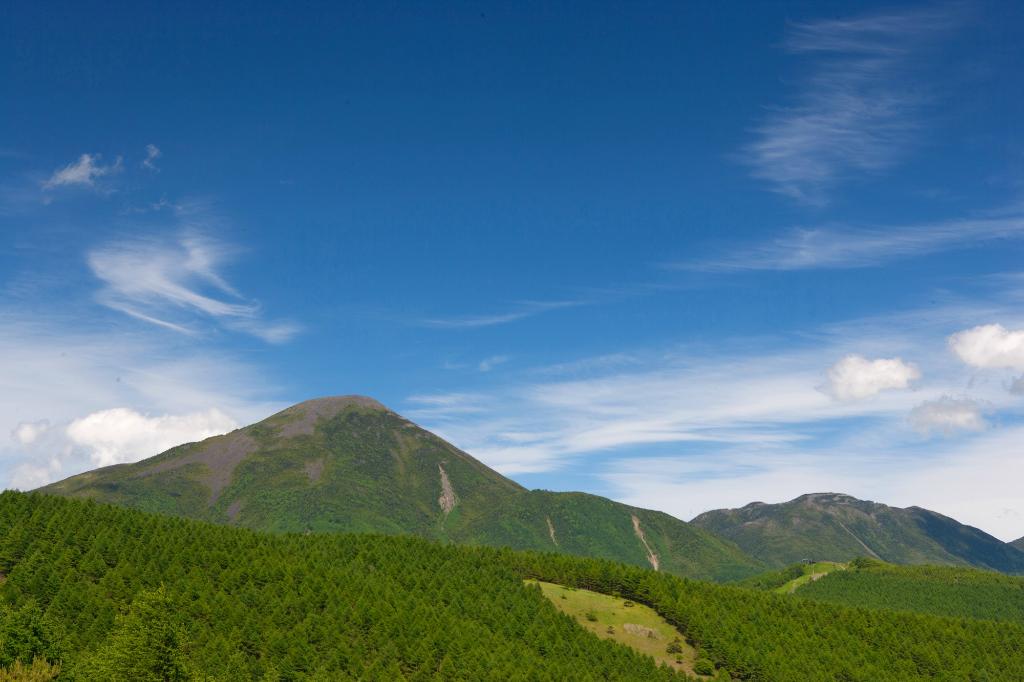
42, 395, 759, 581
692, 492, 1024, 574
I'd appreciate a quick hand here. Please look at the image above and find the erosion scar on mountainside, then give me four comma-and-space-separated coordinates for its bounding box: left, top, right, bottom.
836, 520, 881, 559
438, 463, 457, 515
631, 514, 660, 571
546, 516, 559, 546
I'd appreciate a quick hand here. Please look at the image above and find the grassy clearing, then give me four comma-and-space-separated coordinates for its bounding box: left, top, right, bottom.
527, 579, 716, 678
774, 561, 846, 594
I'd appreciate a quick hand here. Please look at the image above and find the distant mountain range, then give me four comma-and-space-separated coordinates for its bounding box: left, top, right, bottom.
41, 396, 758, 582
40, 395, 1024, 579
692, 492, 1024, 574
1013, 537, 1024, 552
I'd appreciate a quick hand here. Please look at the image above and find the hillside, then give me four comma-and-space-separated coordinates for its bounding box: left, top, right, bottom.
692, 492, 1024, 573
41, 396, 758, 582
791, 558, 1024, 624
5, 492, 1024, 680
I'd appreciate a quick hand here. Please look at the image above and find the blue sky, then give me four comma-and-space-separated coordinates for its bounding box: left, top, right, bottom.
3, 1, 1024, 538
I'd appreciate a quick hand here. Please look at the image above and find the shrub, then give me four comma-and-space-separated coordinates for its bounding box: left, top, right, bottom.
693, 658, 715, 675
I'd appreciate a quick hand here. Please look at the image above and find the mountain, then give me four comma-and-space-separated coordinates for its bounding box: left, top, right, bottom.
41, 395, 759, 581
691, 492, 1024, 574
1013, 537, 1024, 551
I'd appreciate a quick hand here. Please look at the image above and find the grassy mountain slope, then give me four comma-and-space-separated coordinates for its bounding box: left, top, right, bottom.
6, 492, 1024, 681
691, 492, 1024, 573
41, 396, 758, 581
790, 558, 1024, 624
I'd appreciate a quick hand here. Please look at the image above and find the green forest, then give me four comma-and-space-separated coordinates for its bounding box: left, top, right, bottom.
2, 492, 1024, 680
791, 557, 1024, 624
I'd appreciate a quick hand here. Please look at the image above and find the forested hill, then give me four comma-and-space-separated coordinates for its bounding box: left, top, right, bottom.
791, 558, 1024, 624
692, 492, 1024, 573
39, 396, 759, 582
3, 492, 1024, 680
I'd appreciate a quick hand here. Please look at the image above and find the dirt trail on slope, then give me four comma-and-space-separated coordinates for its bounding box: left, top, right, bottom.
836, 520, 881, 559
438, 463, 457, 515
546, 516, 559, 546
631, 515, 660, 571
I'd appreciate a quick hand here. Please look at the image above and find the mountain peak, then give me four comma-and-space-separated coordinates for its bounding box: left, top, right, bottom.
284, 394, 390, 413
271, 395, 392, 437
794, 492, 863, 506
693, 493, 1024, 573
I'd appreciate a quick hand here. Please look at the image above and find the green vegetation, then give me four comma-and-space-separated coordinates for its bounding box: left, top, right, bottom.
42, 396, 760, 582
528, 580, 716, 678
1, 491, 688, 680
515, 552, 1024, 681
5, 492, 1024, 680
793, 557, 1024, 623
692, 492, 1024, 573
736, 562, 846, 594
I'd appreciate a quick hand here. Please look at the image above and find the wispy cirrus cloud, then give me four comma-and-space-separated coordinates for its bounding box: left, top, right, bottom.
744, 5, 958, 204
420, 299, 585, 329
402, 284, 1024, 537
677, 212, 1024, 272
89, 232, 300, 343
43, 153, 123, 190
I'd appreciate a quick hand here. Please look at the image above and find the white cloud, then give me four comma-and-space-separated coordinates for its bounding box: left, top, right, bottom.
43, 153, 122, 189
478, 355, 509, 372
743, 6, 955, 203
89, 232, 300, 343
421, 300, 584, 328
601, 425, 1024, 541
11, 420, 49, 445
909, 396, 988, 435
401, 290, 1024, 537
142, 144, 161, 171
949, 323, 1024, 370
824, 354, 920, 400
677, 213, 1024, 272
66, 407, 236, 467
406, 345, 926, 475
0, 314, 284, 489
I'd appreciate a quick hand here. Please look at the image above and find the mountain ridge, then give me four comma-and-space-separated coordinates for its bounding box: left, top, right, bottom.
692, 492, 1024, 574
41, 395, 759, 582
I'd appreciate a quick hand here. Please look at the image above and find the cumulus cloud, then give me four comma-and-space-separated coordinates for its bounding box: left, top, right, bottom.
824, 354, 920, 400
0, 314, 285, 490
142, 144, 161, 171
66, 407, 237, 467
909, 397, 988, 435
11, 420, 50, 445
949, 323, 1024, 370
5, 407, 237, 488
89, 233, 300, 343
43, 153, 122, 189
